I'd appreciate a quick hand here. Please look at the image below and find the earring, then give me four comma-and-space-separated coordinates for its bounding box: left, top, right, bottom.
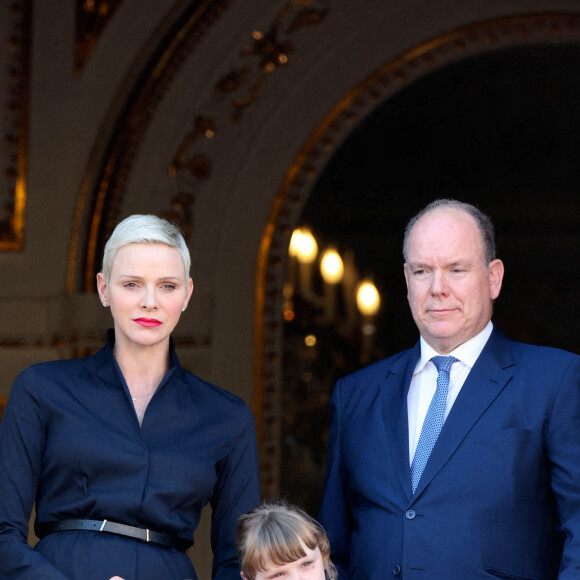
181, 306, 186, 312
102, 301, 108, 307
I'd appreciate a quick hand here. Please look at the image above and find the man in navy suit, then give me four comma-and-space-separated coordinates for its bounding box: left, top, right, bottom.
319, 199, 580, 579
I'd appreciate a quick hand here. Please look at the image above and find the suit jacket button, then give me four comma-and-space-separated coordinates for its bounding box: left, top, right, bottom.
392, 564, 402, 576
405, 509, 416, 519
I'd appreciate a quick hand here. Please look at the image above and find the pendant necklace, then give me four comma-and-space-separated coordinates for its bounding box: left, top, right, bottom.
131, 390, 156, 402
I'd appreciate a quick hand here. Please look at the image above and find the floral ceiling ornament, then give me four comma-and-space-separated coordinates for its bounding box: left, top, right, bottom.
169, 0, 329, 183
222, 0, 328, 121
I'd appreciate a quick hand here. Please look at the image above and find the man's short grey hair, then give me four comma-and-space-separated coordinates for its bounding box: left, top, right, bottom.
101, 214, 191, 282
402, 199, 496, 265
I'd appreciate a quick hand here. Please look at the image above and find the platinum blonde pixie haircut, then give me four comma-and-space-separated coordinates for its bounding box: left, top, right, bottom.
235, 500, 337, 580
100, 214, 191, 282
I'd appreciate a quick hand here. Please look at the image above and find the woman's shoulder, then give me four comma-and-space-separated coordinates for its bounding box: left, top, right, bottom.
19, 353, 94, 375
177, 370, 253, 414
12, 353, 99, 394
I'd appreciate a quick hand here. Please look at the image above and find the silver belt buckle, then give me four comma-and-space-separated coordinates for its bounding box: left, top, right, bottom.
99, 519, 108, 532
146, 528, 150, 542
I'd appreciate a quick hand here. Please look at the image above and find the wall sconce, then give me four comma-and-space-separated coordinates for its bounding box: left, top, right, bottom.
287, 227, 381, 347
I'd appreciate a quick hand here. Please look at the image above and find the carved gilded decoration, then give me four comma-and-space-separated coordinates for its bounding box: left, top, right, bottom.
161, 191, 195, 239
0, 0, 31, 251
170, 0, 329, 176
254, 13, 580, 498
75, 0, 124, 73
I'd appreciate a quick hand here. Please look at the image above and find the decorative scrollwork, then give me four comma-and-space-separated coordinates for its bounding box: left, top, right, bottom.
75, 0, 124, 73
162, 191, 195, 239
169, 116, 215, 178
169, 0, 329, 184
222, 0, 328, 121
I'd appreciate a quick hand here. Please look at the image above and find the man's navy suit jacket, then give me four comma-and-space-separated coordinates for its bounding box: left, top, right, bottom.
319, 328, 580, 580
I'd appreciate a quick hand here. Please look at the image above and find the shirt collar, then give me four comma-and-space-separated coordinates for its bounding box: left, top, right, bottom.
415, 321, 493, 373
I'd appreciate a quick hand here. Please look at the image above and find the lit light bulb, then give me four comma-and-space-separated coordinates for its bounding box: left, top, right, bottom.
356, 281, 380, 316
289, 228, 303, 257
290, 228, 318, 264
320, 249, 344, 284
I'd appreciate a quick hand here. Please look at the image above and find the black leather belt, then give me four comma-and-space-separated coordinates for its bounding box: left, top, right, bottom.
36, 519, 191, 552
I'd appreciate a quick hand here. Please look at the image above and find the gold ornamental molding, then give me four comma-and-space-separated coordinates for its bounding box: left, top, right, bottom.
75, 0, 125, 74
253, 12, 580, 498
170, 0, 329, 179
0, 0, 31, 251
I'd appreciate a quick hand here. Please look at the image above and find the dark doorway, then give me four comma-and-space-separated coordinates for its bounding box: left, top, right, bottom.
281, 44, 580, 516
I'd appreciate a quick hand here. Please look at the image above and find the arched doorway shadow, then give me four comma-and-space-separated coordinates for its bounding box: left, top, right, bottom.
256, 18, 580, 513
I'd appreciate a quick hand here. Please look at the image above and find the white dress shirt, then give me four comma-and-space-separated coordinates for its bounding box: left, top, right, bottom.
407, 321, 494, 464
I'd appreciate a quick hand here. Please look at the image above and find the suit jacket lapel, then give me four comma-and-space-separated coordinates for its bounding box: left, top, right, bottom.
411, 329, 516, 500
381, 343, 420, 502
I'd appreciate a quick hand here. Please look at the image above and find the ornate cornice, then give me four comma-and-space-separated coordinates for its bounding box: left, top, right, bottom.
254, 12, 580, 498
0, 0, 31, 251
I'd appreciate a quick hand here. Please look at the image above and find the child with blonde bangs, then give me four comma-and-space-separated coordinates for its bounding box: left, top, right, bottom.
235, 500, 337, 580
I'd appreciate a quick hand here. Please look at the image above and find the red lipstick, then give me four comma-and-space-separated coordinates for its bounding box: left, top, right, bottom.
134, 318, 162, 327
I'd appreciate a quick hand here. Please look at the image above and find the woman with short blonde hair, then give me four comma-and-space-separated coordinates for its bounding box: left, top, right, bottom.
0, 214, 260, 580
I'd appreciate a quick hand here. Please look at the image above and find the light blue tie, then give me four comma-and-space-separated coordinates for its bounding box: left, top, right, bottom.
410, 355, 457, 494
